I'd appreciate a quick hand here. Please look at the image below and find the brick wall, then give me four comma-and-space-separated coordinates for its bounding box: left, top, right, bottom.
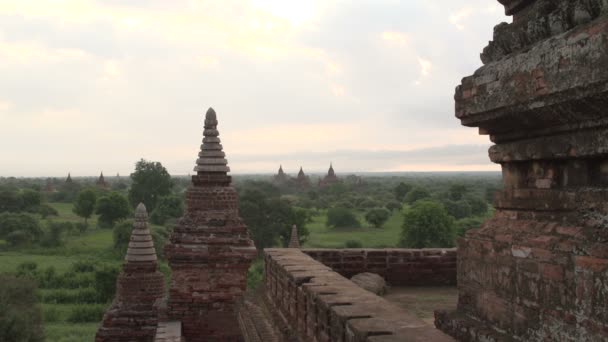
263, 248, 454, 342
303, 248, 457, 286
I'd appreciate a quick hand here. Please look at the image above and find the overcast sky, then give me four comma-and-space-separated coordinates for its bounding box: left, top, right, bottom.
0, 0, 509, 177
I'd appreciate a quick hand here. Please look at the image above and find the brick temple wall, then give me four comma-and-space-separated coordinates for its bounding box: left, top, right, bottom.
263, 248, 454, 342
303, 248, 456, 286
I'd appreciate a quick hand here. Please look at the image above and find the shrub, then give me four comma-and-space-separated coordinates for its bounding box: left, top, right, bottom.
112, 220, 133, 255
94, 264, 119, 303
0, 275, 45, 342
71, 259, 98, 273
326, 207, 360, 229
400, 200, 455, 248
66, 305, 106, 323
37, 204, 59, 219
40, 221, 72, 247
0, 213, 42, 246
247, 259, 264, 291
364, 208, 391, 228
96, 192, 130, 228
344, 240, 363, 248
385, 200, 402, 212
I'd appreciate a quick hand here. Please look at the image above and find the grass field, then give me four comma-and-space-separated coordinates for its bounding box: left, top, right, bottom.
303, 210, 404, 248
0, 202, 118, 341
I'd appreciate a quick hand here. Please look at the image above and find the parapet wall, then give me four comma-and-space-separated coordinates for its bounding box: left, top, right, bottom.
303, 248, 457, 286
264, 248, 454, 342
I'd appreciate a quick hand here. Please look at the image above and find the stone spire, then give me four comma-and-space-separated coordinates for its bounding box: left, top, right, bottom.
165, 107, 256, 341
295, 166, 311, 189
96, 203, 165, 342
297, 166, 305, 178
274, 164, 288, 184
66, 173, 73, 183
96, 172, 109, 190
288, 224, 300, 249
328, 163, 335, 177
194, 107, 229, 174
319, 163, 339, 188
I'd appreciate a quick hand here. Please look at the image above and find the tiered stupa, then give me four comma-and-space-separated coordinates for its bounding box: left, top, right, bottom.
288, 224, 300, 248
318, 163, 340, 188
273, 165, 288, 184
96, 203, 165, 342
164, 108, 257, 341
295, 166, 311, 189
96, 172, 109, 190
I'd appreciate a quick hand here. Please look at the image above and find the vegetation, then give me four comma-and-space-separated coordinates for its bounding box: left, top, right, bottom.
73, 189, 97, 225
364, 208, 391, 228
128, 159, 173, 210
0, 275, 45, 342
326, 207, 360, 228
96, 192, 130, 228
400, 200, 455, 248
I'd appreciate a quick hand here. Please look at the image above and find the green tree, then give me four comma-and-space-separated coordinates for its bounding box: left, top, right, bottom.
443, 199, 473, 219
94, 264, 119, 303
73, 189, 97, 225
455, 217, 486, 237
128, 159, 173, 210
239, 190, 310, 250
0, 275, 44, 342
0, 189, 23, 212
385, 200, 402, 212
96, 192, 130, 228
365, 208, 391, 228
150, 195, 183, 225
326, 207, 360, 229
0, 213, 42, 246
20, 190, 41, 212
403, 186, 430, 204
464, 195, 488, 216
448, 184, 469, 201
112, 220, 133, 254
394, 182, 413, 201
400, 200, 455, 248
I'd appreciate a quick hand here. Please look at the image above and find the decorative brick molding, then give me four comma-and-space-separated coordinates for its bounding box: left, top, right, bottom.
264, 248, 454, 342
303, 248, 457, 286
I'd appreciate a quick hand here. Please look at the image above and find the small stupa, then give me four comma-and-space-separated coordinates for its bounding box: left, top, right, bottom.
288, 224, 301, 249
96, 203, 165, 342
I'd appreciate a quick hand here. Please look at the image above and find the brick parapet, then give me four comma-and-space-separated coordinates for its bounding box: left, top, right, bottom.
263, 248, 454, 342
302, 248, 457, 286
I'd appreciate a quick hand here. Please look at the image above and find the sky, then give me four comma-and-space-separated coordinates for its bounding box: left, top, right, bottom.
0, 0, 509, 177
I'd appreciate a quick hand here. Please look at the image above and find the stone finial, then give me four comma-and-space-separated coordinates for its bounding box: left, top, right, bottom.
125, 203, 157, 264
194, 107, 230, 174
288, 225, 301, 248
66, 173, 73, 183
328, 163, 335, 177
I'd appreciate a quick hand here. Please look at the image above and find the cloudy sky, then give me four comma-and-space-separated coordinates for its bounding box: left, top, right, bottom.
0, 0, 509, 177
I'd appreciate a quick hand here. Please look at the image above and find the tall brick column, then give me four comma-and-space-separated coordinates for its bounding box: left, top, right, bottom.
165, 108, 257, 341
435, 1, 608, 341
96, 203, 166, 342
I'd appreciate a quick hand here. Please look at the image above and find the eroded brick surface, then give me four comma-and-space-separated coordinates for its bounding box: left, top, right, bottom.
436, 1, 608, 341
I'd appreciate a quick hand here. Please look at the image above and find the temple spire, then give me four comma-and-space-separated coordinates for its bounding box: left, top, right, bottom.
125, 203, 158, 265
194, 107, 229, 174
288, 224, 300, 248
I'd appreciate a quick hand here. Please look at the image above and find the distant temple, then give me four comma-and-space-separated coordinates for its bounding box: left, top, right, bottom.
43, 178, 56, 193
273, 165, 288, 184
65, 173, 73, 184
295, 166, 311, 189
318, 163, 340, 188
96, 172, 110, 190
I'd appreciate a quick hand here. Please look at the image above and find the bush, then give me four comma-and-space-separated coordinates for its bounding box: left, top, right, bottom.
113, 220, 133, 254
364, 208, 391, 228
247, 259, 264, 291
150, 195, 183, 225
37, 204, 59, 219
394, 182, 413, 201
0, 213, 42, 246
326, 207, 360, 229
94, 264, 119, 303
0, 275, 45, 342
344, 240, 363, 248
41, 288, 99, 304
40, 221, 73, 247
385, 200, 402, 212
400, 200, 455, 248
71, 259, 98, 273
66, 305, 106, 323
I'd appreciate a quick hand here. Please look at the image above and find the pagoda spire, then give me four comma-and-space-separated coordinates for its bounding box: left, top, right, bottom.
96, 203, 165, 342
288, 224, 301, 249
194, 107, 229, 175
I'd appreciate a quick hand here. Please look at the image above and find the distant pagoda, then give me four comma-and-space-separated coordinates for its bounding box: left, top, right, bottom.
96, 172, 109, 190
65, 173, 73, 184
43, 178, 56, 193
164, 108, 256, 341
318, 163, 340, 188
96, 203, 165, 342
273, 165, 289, 184
295, 166, 311, 189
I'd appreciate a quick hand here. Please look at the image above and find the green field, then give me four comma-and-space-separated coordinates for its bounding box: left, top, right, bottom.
303, 209, 404, 248
0, 202, 117, 341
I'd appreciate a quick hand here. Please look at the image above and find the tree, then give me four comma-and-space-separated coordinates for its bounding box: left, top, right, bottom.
326, 207, 360, 229
385, 200, 402, 212
128, 159, 173, 210
365, 208, 391, 228
0, 275, 44, 342
394, 182, 413, 201
399, 200, 455, 248
112, 220, 133, 254
0, 189, 23, 212
448, 184, 469, 201
20, 190, 41, 212
0, 213, 42, 246
239, 189, 310, 250
464, 195, 489, 216
96, 192, 130, 228
443, 199, 473, 219
403, 186, 430, 204
150, 195, 183, 225
455, 217, 486, 237
73, 189, 97, 225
